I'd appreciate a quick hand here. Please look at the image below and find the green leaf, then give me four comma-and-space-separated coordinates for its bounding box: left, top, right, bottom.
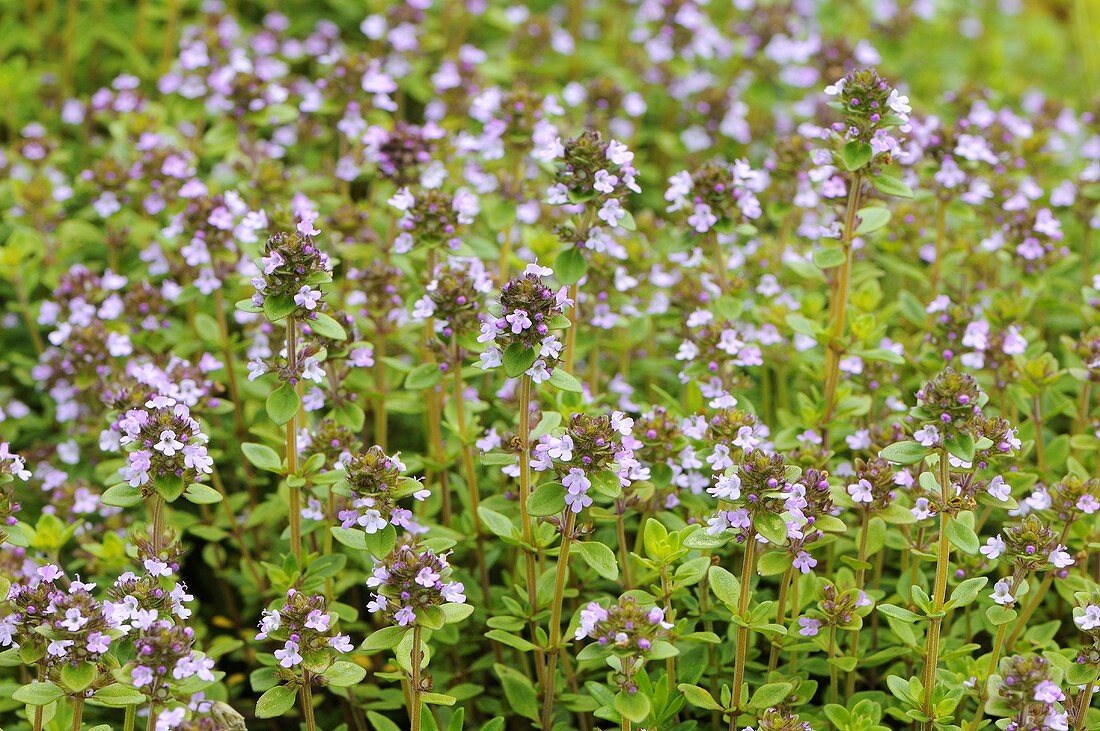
879, 440, 929, 465
477, 506, 519, 540
255, 684, 298, 718
324, 661, 367, 687
945, 517, 979, 555
678, 684, 724, 711
90, 683, 146, 707
854, 206, 891, 235
754, 513, 787, 545
361, 626, 408, 652
573, 540, 619, 580
986, 605, 1017, 626
485, 630, 537, 652
527, 483, 566, 517
749, 681, 793, 710
242, 443, 283, 473
12, 681, 64, 705
945, 433, 975, 463
618, 209, 637, 231
266, 382, 300, 426
309, 312, 347, 340
101, 484, 143, 508
331, 527, 369, 551
152, 472, 185, 502
841, 141, 873, 171
708, 566, 740, 607
949, 577, 988, 607
183, 483, 223, 504
547, 369, 583, 393
615, 690, 651, 723
494, 664, 538, 721
812, 246, 846, 269
405, 363, 443, 390
554, 247, 587, 286
872, 174, 915, 198
367, 711, 404, 731
502, 343, 538, 378
263, 295, 297, 322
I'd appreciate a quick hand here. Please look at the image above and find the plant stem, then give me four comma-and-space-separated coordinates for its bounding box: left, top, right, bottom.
710, 229, 728, 292
145, 705, 158, 731
1075, 680, 1096, 730
616, 501, 632, 590
821, 172, 863, 439
828, 625, 839, 704
286, 318, 302, 562
845, 510, 871, 696
930, 197, 947, 290
920, 450, 953, 723
450, 340, 492, 607
374, 329, 388, 449
410, 626, 423, 731
1032, 395, 1047, 477
70, 697, 84, 731
728, 529, 757, 731
541, 511, 577, 729
966, 573, 1026, 731
516, 375, 543, 684
123, 704, 136, 731
300, 673, 317, 731
768, 566, 794, 674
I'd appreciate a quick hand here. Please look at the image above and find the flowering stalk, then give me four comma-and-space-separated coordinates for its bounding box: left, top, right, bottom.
919, 448, 952, 719
845, 509, 872, 696
409, 625, 423, 731
286, 316, 302, 561
728, 527, 757, 731
451, 339, 491, 604
541, 510, 577, 728
965, 571, 1026, 731
300, 670, 317, 731
517, 375, 541, 623
70, 696, 84, 731
821, 171, 862, 432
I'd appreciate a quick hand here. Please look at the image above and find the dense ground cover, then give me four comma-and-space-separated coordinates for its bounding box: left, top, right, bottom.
1, 1, 1099, 730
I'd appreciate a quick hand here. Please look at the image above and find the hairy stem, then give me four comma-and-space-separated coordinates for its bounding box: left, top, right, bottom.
821, 172, 863, 438
728, 529, 757, 730
541, 511, 576, 729
286, 318, 302, 562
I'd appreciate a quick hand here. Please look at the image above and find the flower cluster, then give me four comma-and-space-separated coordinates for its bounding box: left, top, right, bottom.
335, 447, 428, 534
249, 228, 333, 319
256, 590, 353, 671
114, 396, 213, 492
365, 540, 466, 627
545, 130, 640, 229
533, 411, 638, 513
479, 265, 571, 381
573, 594, 672, 655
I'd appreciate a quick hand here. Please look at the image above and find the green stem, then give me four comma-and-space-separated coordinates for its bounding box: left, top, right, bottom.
728, 530, 757, 731
516, 375, 544, 688
828, 625, 839, 705
300, 673, 317, 731
286, 318, 302, 562
821, 172, 863, 439
846, 510, 871, 696
920, 450, 953, 723
410, 626, 423, 731
540, 511, 577, 729
767, 566, 794, 674
123, 704, 136, 731
1032, 395, 1047, 477
70, 697, 84, 731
